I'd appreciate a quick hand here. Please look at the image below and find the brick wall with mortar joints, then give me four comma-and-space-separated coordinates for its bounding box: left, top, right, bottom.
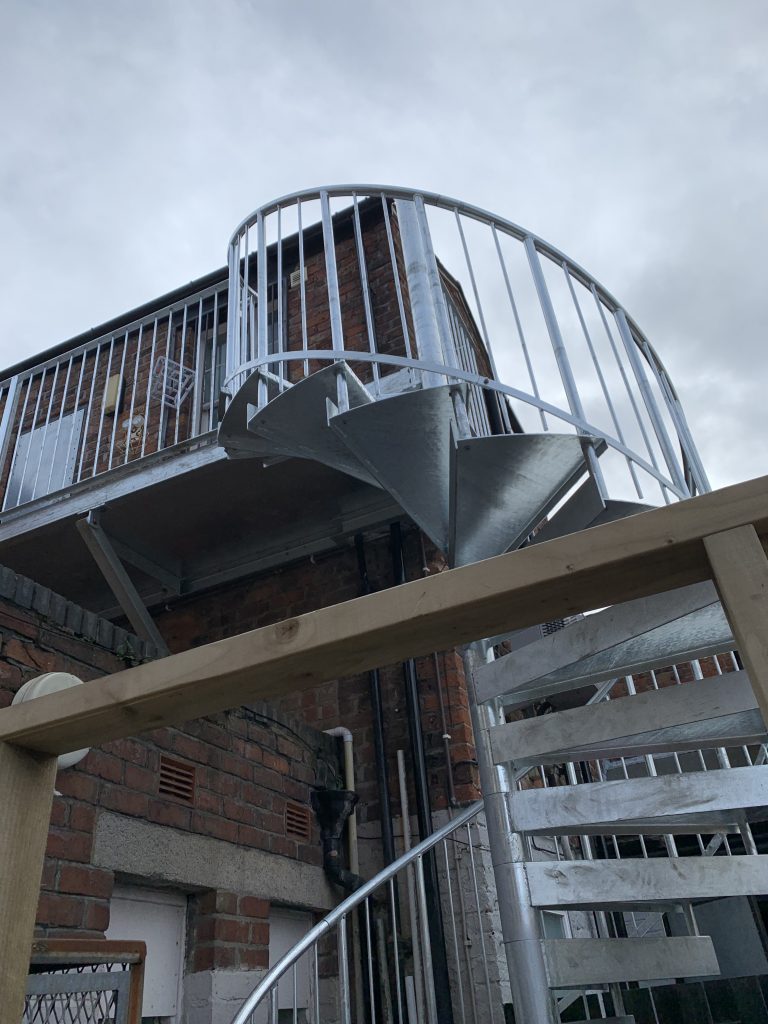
152, 524, 481, 851
0, 588, 339, 965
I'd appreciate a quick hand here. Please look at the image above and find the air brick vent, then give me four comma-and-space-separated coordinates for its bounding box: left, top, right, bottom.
285, 801, 311, 841
158, 755, 196, 804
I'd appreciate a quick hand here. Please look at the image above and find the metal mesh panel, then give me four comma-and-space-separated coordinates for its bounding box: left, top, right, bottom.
24, 965, 130, 1024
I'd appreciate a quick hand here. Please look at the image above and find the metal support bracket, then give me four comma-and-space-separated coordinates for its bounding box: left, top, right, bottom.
76, 510, 170, 655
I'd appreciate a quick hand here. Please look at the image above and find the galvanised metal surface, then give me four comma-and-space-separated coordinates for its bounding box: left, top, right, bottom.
24, 968, 131, 1024
222, 360, 378, 484
329, 383, 460, 553
224, 185, 709, 509
228, 801, 494, 1024
0, 282, 228, 514
448, 432, 594, 567
475, 581, 733, 705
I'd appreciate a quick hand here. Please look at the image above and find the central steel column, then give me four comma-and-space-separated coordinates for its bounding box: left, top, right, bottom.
463, 643, 558, 1024
395, 198, 445, 388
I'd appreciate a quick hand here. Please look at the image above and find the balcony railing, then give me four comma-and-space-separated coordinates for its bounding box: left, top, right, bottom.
0, 281, 228, 516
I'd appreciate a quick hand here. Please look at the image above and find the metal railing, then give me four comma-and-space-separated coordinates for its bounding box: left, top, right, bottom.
507, 643, 765, 1021
0, 282, 228, 514
225, 185, 709, 507
231, 800, 492, 1024
24, 939, 145, 1024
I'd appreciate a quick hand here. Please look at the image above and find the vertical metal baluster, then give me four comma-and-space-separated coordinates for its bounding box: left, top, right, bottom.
613, 307, 687, 496
525, 236, 607, 498
269, 986, 279, 1024
241, 224, 250, 373
45, 355, 74, 494
108, 332, 129, 470
338, 915, 352, 1024
16, 367, 47, 501
563, 264, 643, 498
293, 962, 298, 1024
592, 285, 655, 500
364, 897, 377, 1024
226, 239, 239, 391
209, 295, 220, 430
66, 351, 87, 484
465, 823, 494, 1023
313, 942, 320, 1024
123, 325, 143, 465
77, 345, 101, 481
492, 223, 547, 430
381, 195, 413, 360
297, 199, 309, 379
256, 210, 269, 409
157, 311, 173, 451
414, 855, 438, 1024
92, 336, 116, 476
388, 878, 404, 1024
454, 210, 510, 432
353, 193, 380, 394
451, 835, 478, 1024
3, 374, 32, 509
30, 360, 60, 500
653, 360, 711, 494
277, 208, 285, 391
174, 304, 189, 446
441, 837, 467, 1024
190, 299, 205, 438
321, 190, 344, 359
141, 319, 159, 458
0, 375, 21, 510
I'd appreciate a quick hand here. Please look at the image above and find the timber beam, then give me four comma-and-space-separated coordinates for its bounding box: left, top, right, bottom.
0, 473, 767, 757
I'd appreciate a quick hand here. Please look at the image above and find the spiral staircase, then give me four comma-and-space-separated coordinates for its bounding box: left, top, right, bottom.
220, 187, 767, 1024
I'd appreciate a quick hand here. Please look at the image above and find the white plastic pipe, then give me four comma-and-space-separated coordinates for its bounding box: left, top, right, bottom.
324, 727, 358, 875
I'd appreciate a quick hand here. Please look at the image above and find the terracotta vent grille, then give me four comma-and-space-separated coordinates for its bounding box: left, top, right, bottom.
285, 801, 312, 841
158, 755, 196, 804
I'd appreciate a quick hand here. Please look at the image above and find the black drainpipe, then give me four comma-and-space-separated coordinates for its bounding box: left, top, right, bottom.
355, 533, 397, 866
390, 522, 454, 1024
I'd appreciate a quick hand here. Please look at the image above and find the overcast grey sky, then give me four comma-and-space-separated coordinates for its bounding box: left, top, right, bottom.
1, 0, 765, 490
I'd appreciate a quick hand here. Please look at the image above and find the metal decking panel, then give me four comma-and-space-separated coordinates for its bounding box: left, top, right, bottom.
542, 937, 719, 988
330, 384, 458, 552
476, 580, 731, 705
526, 855, 768, 910
490, 670, 764, 768
510, 767, 768, 836
449, 432, 590, 567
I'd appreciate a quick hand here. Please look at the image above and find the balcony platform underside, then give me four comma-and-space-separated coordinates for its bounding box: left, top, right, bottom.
0, 445, 400, 618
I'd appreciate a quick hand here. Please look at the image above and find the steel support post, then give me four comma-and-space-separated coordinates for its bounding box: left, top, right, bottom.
394, 199, 445, 387
464, 643, 558, 1024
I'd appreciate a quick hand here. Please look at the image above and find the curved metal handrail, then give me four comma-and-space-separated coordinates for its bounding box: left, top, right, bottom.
230, 800, 484, 1024
227, 183, 673, 402
225, 184, 709, 502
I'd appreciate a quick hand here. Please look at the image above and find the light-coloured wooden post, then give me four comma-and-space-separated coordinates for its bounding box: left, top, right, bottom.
704, 525, 768, 725
0, 741, 57, 1021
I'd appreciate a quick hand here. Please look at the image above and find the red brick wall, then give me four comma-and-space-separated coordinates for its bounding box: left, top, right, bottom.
0, 591, 338, 950
153, 526, 481, 829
